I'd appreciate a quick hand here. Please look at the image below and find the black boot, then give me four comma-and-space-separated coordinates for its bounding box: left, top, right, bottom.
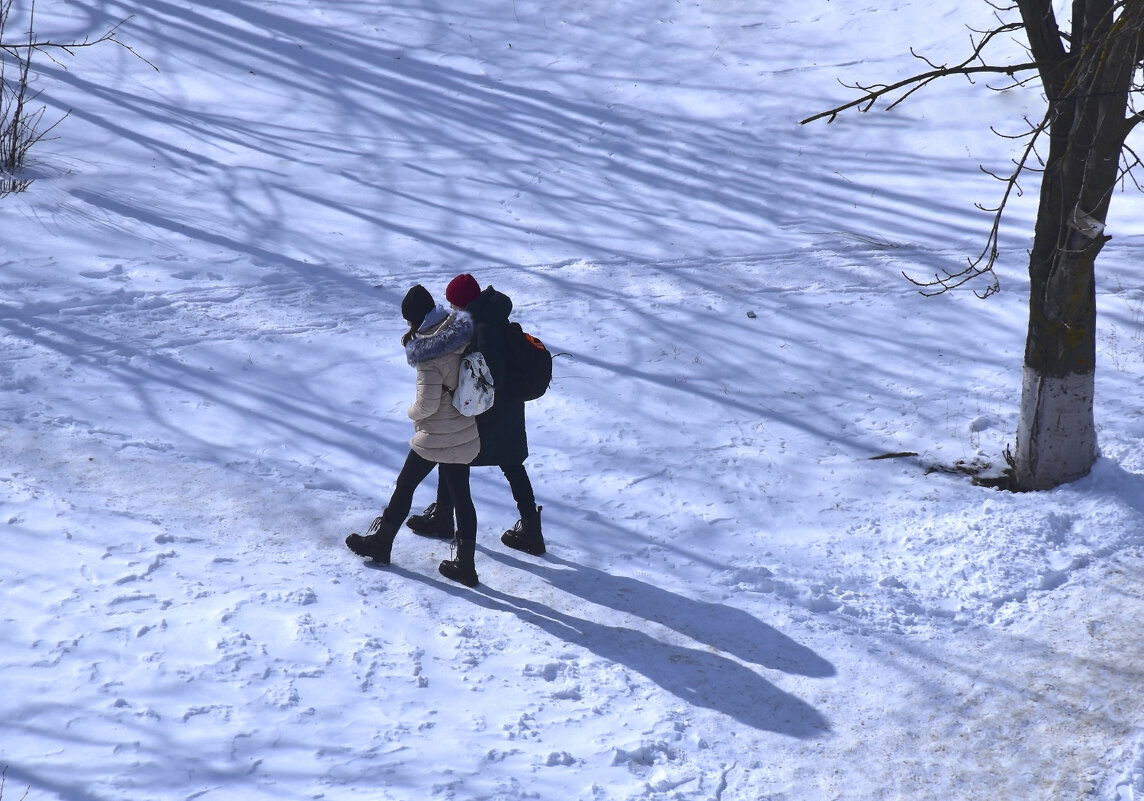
438, 538, 479, 587
405, 502, 455, 539
345, 514, 401, 564
501, 505, 545, 556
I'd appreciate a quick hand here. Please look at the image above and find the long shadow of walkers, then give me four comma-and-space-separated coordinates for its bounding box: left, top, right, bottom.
462, 583, 831, 739
485, 549, 835, 679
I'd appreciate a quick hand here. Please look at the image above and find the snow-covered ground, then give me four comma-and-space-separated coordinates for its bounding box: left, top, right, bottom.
3, 1, 1144, 799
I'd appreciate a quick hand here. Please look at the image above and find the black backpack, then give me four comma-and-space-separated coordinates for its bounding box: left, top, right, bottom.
500, 321, 552, 401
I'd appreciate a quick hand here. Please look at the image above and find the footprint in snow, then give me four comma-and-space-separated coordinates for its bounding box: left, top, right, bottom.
79, 264, 125, 279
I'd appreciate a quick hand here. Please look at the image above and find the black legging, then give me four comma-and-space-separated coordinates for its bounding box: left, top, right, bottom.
384, 450, 476, 541
434, 462, 535, 519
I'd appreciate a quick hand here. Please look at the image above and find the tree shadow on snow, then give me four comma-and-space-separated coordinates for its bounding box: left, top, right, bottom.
37, 1, 1000, 270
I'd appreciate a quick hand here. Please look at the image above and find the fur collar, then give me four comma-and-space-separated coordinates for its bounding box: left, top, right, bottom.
405, 310, 473, 366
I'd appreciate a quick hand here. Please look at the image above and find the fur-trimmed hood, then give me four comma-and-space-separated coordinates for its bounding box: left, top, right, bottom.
405, 310, 473, 366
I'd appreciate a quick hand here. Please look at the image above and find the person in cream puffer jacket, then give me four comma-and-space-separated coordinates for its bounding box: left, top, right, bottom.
346, 284, 483, 587
404, 306, 480, 464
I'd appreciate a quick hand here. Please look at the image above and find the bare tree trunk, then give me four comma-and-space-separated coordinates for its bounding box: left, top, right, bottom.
1013, 237, 1100, 489
1012, 89, 1100, 490
1012, 0, 1136, 489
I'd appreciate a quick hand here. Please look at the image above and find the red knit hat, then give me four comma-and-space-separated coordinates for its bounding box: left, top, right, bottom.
445, 273, 481, 309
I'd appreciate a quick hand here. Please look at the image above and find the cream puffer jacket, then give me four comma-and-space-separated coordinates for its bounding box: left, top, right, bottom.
404, 310, 480, 464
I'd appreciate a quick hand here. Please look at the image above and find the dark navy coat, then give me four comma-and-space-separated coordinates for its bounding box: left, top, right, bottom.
466, 286, 528, 466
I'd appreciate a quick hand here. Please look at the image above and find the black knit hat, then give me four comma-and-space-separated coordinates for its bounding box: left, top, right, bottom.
401, 284, 434, 328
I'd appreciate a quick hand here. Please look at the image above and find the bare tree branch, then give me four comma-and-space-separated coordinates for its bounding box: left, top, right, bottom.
1120, 143, 1144, 191
800, 22, 1035, 124
904, 107, 1051, 298
0, 12, 156, 71
800, 61, 1041, 124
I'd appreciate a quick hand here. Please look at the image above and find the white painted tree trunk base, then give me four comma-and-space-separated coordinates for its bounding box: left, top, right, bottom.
1014, 367, 1097, 490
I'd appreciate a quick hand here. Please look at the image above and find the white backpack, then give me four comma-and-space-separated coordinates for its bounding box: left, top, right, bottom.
452, 351, 495, 416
